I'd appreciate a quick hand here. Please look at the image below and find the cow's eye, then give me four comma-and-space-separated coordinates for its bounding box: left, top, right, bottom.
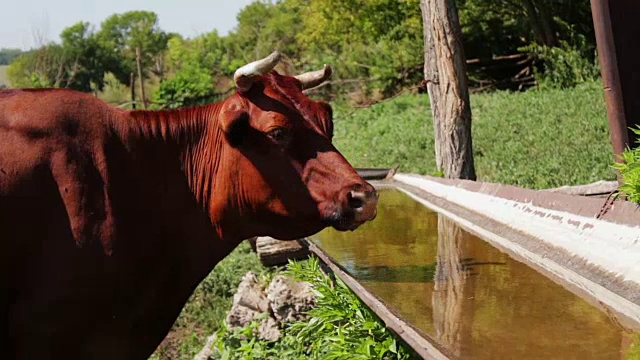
268, 128, 290, 144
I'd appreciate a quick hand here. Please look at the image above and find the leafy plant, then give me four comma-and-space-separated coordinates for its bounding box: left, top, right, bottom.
613, 127, 640, 204
152, 32, 232, 108
211, 257, 416, 360
521, 23, 599, 89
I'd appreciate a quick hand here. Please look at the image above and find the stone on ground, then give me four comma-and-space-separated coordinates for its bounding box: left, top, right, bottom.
267, 275, 315, 323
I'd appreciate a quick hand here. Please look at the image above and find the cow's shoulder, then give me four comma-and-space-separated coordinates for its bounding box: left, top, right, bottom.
0, 88, 114, 143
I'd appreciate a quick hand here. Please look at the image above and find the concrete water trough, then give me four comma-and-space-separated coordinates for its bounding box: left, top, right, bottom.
305, 173, 640, 359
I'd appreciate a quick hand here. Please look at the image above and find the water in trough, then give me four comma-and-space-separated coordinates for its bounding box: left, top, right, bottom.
312, 189, 640, 359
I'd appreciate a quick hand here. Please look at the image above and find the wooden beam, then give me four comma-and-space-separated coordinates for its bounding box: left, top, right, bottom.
254, 237, 309, 267
591, 0, 640, 160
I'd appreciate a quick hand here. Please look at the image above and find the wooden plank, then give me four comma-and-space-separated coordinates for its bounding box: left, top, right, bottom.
255, 237, 309, 267
300, 239, 451, 360
355, 165, 399, 180
543, 180, 619, 196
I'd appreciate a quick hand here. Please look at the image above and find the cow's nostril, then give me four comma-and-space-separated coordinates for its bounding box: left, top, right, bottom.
348, 191, 365, 210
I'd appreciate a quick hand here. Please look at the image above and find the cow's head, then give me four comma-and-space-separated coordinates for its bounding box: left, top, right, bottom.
210, 51, 378, 241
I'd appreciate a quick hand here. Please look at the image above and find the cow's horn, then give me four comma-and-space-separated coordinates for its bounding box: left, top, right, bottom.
234, 50, 282, 92
295, 64, 333, 90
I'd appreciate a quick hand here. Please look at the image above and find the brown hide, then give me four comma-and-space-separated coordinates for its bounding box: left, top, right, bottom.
0, 70, 376, 359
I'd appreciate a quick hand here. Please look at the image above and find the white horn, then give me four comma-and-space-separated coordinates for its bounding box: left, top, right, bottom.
233, 50, 282, 92
295, 64, 333, 90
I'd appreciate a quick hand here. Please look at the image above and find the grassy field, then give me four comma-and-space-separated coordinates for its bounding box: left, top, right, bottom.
0, 65, 8, 87
333, 80, 616, 189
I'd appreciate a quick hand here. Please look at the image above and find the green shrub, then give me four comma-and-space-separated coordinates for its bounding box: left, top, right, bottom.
211, 257, 416, 360
98, 73, 131, 105
152, 34, 232, 108
521, 25, 599, 89
613, 127, 640, 204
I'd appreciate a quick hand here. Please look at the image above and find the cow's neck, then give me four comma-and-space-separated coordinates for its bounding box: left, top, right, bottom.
124, 106, 212, 145
117, 103, 248, 246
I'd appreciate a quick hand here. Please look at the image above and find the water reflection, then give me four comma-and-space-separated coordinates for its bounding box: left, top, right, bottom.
432, 215, 475, 358
313, 189, 639, 359
349, 264, 436, 283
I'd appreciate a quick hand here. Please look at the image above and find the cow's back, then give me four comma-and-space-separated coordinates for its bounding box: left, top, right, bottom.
0, 89, 111, 195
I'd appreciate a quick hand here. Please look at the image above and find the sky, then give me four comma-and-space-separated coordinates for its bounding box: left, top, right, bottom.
0, 0, 257, 50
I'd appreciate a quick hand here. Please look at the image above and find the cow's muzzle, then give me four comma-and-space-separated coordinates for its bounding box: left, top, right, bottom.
347, 187, 378, 223
325, 183, 378, 231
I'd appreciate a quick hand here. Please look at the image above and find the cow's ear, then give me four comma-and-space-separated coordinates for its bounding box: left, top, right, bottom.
220, 104, 250, 147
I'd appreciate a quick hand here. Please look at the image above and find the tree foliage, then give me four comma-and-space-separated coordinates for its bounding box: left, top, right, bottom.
293, 0, 423, 97
7, 11, 169, 93
97, 11, 170, 85
153, 32, 231, 108
7, 26, 104, 92
0, 48, 22, 65
153, 0, 597, 103
59, 22, 107, 92
6, 0, 598, 104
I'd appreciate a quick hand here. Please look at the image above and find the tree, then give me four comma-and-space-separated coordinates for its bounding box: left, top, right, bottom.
421, 0, 476, 180
7, 44, 76, 89
98, 11, 169, 107
0, 48, 22, 65
153, 31, 230, 108
7, 22, 106, 92
293, 0, 423, 97
6, 50, 46, 88
457, 0, 594, 58
59, 22, 107, 92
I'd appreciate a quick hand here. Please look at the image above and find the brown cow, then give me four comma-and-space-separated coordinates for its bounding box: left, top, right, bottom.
0, 51, 377, 360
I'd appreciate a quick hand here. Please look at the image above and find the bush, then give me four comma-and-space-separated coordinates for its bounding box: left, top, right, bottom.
521, 26, 599, 89
613, 127, 640, 204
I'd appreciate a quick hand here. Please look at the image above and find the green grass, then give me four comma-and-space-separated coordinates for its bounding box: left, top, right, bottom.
151, 241, 274, 360
333, 80, 616, 189
0, 65, 8, 87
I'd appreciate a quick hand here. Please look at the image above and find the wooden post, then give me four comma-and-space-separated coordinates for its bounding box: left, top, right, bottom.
591, 0, 640, 159
420, 0, 476, 180
129, 72, 136, 110
135, 47, 148, 109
